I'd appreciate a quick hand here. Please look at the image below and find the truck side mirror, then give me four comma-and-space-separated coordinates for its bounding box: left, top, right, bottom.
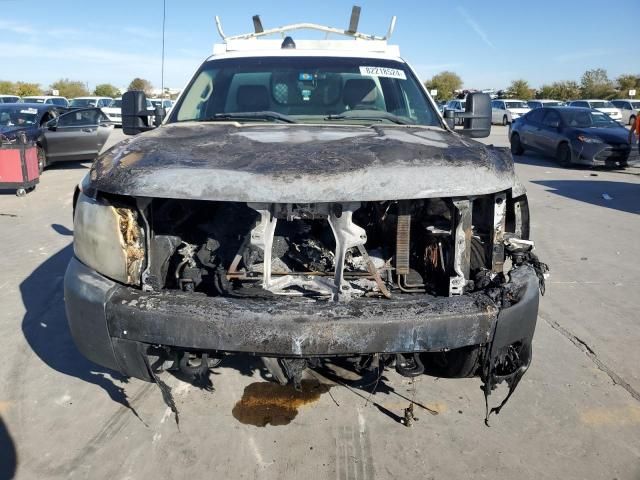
459, 92, 491, 138
122, 91, 154, 135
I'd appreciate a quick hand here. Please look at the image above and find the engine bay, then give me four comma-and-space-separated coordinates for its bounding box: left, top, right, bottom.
141, 194, 530, 301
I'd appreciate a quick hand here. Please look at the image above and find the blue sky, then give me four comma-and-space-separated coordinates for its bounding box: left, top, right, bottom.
0, 0, 637, 92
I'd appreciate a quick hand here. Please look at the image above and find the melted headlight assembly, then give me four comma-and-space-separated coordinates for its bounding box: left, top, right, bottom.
73, 192, 145, 285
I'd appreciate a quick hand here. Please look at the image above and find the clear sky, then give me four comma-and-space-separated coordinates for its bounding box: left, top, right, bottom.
0, 0, 637, 92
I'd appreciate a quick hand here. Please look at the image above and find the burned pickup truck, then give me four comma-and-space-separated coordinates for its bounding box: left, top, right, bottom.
65, 12, 546, 419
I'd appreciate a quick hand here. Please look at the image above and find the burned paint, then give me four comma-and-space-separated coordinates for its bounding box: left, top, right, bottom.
89, 123, 516, 203
232, 379, 331, 427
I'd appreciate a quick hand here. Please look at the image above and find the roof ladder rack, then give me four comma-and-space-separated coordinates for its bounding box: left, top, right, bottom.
215, 5, 397, 42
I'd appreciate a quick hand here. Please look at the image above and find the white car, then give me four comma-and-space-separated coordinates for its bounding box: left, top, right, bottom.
102, 98, 123, 125
69, 97, 113, 109
21, 96, 69, 107
611, 99, 640, 126
568, 100, 622, 121
102, 98, 155, 126
0, 95, 20, 104
149, 98, 174, 114
491, 99, 530, 125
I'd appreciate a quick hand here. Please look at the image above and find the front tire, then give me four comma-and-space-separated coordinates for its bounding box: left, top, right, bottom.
421, 346, 481, 378
502, 115, 509, 126
36, 146, 47, 175
557, 142, 572, 167
510, 133, 525, 155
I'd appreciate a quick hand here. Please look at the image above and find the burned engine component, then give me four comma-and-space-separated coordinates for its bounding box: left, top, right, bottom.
146, 195, 534, 303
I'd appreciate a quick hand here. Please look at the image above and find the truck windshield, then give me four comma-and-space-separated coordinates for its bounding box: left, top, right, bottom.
171, 56, 441, 126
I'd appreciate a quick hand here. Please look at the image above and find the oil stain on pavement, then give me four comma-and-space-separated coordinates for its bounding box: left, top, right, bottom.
232, 379, 331, 427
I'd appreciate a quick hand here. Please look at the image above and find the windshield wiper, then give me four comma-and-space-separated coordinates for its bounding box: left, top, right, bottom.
325, 112, 411, 125
202, 111, 296, 123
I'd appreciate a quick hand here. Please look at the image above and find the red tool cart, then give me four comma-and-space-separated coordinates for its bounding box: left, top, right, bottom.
0, 134, 39, 196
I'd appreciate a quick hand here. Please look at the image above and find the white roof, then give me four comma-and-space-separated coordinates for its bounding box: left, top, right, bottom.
72, 96, 112, 100
213, 40, 400, 59
22, 95, 66, 99
210, 43, 402, 61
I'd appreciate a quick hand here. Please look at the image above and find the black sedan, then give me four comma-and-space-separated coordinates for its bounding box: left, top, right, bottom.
0, 104, 113, 172
509, 107, 632, 168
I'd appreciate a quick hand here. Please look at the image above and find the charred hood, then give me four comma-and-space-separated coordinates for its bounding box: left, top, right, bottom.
90, 123, 516, 202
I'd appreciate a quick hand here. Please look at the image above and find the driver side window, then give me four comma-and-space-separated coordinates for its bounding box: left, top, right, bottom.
58, 109, 101, 127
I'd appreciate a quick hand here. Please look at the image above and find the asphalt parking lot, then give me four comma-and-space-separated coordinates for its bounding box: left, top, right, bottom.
1, 125, 639, 479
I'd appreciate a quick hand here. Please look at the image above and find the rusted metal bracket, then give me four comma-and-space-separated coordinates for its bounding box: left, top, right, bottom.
491, 193, 506, 273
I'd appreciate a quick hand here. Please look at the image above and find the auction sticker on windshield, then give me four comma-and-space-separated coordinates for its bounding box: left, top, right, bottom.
359, 66, 407, 80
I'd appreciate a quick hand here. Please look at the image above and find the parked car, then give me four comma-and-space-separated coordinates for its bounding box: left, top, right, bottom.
527, 99, 565, 109
65, 14, 546, 421
0, 104, 112, 171
149, 98, 174, 113
103, 97, 155, 127
102, 98, 123, 126
509, 107, 631, 168
69, 97, 113, 109
21, 96, 69, 108
0, 95, 20, 104
491, 99, 530, 125
568, 100, 622, 122
611, 99, 640, 126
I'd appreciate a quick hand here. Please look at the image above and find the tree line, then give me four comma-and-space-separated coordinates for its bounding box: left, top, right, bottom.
0, 77, 159, 98
424, 69, 640, 101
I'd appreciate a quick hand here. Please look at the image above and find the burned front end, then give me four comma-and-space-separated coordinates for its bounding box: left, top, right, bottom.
66, 186, 545, 415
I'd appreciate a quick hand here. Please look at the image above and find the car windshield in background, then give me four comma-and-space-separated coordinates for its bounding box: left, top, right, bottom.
110, 100, 122, 108
590, 101, 615, 108
70, 99, 96, 107
545, 102, 563, 107
0, 106, 39, 127
22, 97, 44, 104
560, 110, 619, 128
632, 102, 640, 109
505, 101, 529, 109
172, 56, 440, 126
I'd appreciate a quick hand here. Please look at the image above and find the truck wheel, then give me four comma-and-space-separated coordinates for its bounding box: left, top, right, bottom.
502, 115, 509, 126
556, 142, 572, 167
510, 133, 524, 155
421, 346, 481, 378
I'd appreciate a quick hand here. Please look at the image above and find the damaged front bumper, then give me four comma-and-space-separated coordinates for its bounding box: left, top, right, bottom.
570, 139, 631, 166
64, 256, 540, 382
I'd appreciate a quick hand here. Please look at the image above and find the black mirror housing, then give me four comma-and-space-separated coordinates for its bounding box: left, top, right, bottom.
153, 105, 166, 127
443, 109, 455, 129
122, 91, 154, 135
459, 92, 491, 138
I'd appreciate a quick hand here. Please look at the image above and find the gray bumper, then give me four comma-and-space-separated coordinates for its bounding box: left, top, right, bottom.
65, 257, 540, 380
